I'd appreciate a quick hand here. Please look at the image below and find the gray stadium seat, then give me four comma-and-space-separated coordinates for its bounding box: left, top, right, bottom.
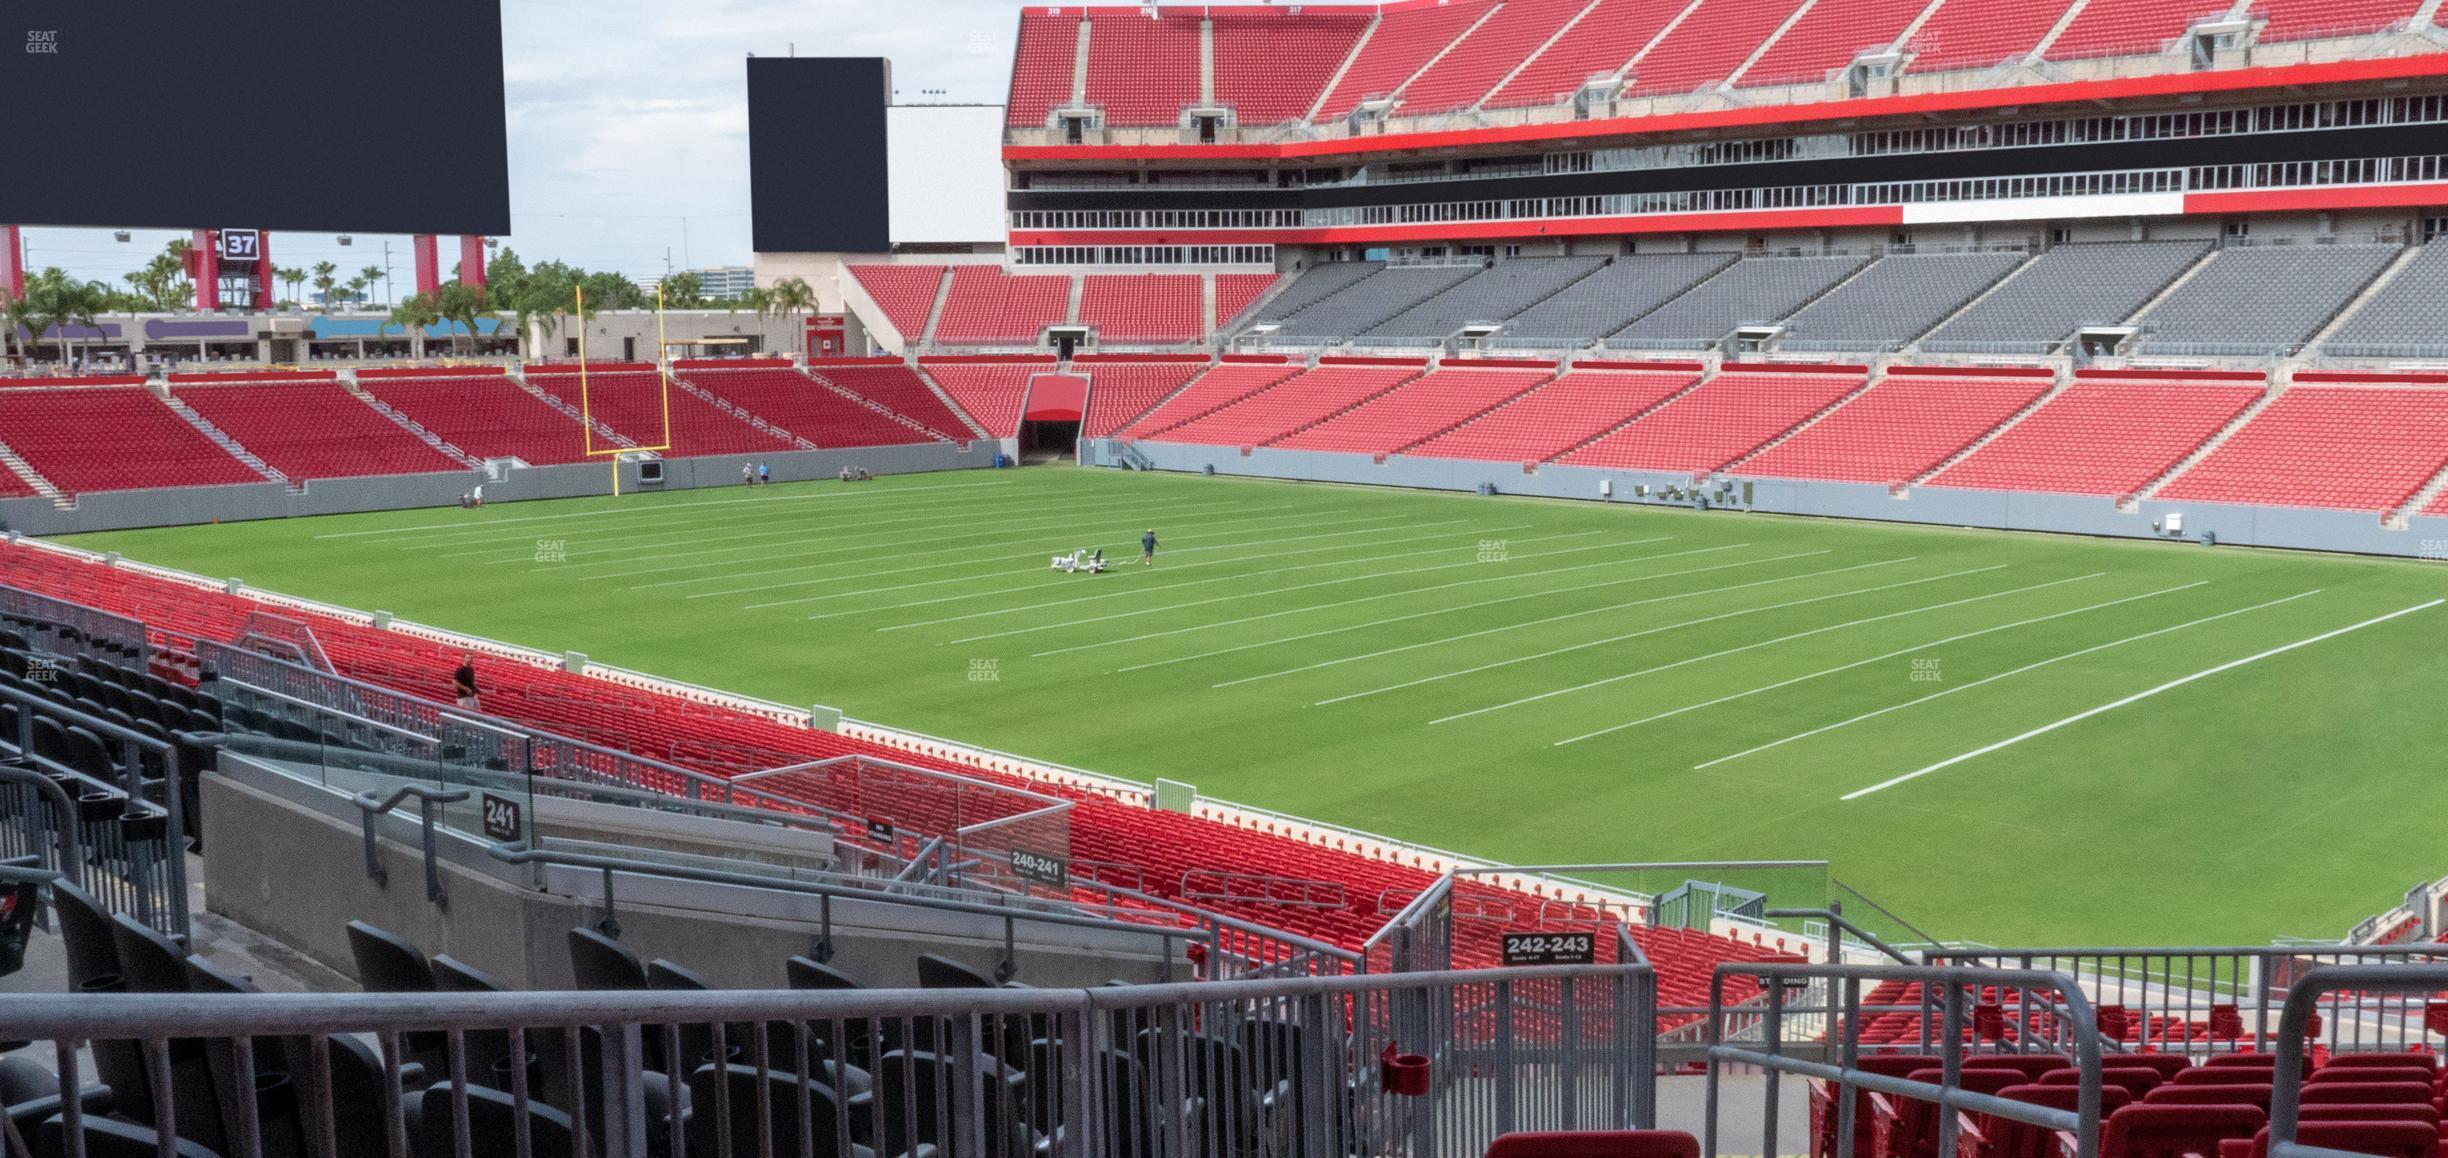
1921, 240, 2212, 353
1605, 254, 1871, 349
1779, 250, 2032, 352
2137, 243, 2400, 355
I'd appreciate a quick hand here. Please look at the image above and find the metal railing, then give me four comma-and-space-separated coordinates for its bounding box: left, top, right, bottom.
1704, 962, 2108, 1158
2266, 964, 2448, 1158
1926, 944, 2448, 1055
0, 682, 190, 938
0, 583, 151, 666
0, 961, 1655, 1158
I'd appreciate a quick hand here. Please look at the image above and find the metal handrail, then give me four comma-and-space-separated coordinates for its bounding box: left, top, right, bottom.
485, 842, 1203, 980
1765, 906, 1915, 965
0, 681, 189, 936
0, 763, 82, 889
1705, 962, 2107, 1158
353, 784, 469, 904
2267, 964, 2448, 1158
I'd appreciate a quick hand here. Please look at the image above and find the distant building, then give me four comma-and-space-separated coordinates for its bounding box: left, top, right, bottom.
693, 267, 758, 300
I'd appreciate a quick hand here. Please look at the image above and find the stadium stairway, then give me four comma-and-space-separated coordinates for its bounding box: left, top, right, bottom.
510, 367, 635, 452
0, 539, 1791, 1004
2128, 374, 2287, 506
1532, 363, 1723, 466
342, 378, 489, 470
159, 394, 290, 488
1904, 368, 2075, 491
0, 441, 62, 502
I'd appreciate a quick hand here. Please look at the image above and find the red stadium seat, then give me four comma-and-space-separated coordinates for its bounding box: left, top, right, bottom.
2100, 1104, 2268, 1158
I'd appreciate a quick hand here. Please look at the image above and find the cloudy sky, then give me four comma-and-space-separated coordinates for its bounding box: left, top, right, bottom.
19, 0, 1063, 298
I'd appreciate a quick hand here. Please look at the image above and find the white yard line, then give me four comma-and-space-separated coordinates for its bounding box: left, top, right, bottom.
1114, 544, 1777, 675
930, 533, 1626, 643
614, 505, 1342, 588
1695, 589, 2322, 770
1203, 551, 1894, 687
757, 519, 1480, 611
1423, 568, 2092, 725
1840, 598, 2444, 802
1033, 541, 1733, 661
1313, 559, 1975, 708
1556, 578, 2204, 747
337, 479, 1020, 543
836, 524, 1557, 624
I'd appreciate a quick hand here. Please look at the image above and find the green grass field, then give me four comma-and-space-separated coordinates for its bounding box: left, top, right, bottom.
60, 468, 2448, 947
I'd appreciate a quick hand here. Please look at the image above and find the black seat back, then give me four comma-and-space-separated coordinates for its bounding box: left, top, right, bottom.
345, 921, 436, 994
565, 927, 647, 990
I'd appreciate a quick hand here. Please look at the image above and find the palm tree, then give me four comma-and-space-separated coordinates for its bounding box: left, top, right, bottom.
387, 292, 442, 357
768, 276, 818, 329
661, 271, 705, 310
360, 265, 388, 308
434, 282, 492, 358
345, 276, 372, 311
311, 261, 339, 311
12, 268, 109, 369
0, 287, 31, 368
277, 267, 306, 310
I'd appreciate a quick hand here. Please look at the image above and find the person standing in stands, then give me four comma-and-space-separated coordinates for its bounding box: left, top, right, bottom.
1141, 529, 1158, 567
453, 652, 481, 711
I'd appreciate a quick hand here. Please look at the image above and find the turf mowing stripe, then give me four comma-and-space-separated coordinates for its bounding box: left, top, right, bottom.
433, 486, 1230, 563
744, 518, 1482, 609
930, 533, 1624, 642
344, 479, 1023, 544
1032, 541, 1736, 660
836, 524, 1556, 624
1840, 597, 2446, 802
614, 504, 1342, 588
1696, 589, 2324, 770
1431, 569, 2090, 726
871, 526, 1571, 631
1555, 578, 2205, 746
1314, 559, 1970, 708
504, 492, 1282, 568
1113, 544, 1777, 674
1199, 550, 1893, 686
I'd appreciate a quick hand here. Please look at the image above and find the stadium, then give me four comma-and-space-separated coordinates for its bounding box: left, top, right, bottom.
1, 0, 2447, 1156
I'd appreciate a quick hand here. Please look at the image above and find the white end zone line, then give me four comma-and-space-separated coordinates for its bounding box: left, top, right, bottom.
1554, 578, 2203, 747
1840, 598, 2445, 802
1427, 567, 2090, 725
1696, 588, 2321, 770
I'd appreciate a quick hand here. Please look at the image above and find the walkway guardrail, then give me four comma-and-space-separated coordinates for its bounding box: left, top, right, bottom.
1926, 944, 2448, 1055
0, 582, 151, 667
1705, 962, 2108, 1158
0, 682, 190, 938
0, 962, 1656, 1158
2267, 964, 2448, 1158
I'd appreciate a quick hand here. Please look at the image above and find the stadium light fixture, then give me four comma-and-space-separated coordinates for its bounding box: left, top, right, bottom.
113, 230, 131, 243
337, 234, 354, 247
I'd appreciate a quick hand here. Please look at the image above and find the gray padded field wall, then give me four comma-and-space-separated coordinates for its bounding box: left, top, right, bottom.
1492, 254, 1738, 348
1921, 240, 2212, 353
1605, 255, 1871, 349
1359, 256, 1609, 344
2320, 242, 2448, 358
1779, 250, 2032, 351
2138, 243, 2401, 355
